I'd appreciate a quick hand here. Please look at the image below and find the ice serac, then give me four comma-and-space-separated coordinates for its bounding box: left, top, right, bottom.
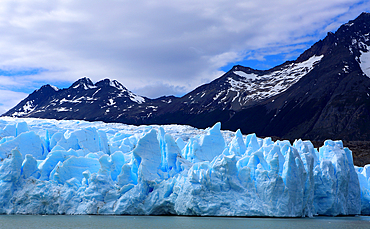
133, 129, 161, 183
0, 131, 47, 160
0, 118, 366, 216
182, 122, 225, 163
313, 140, 361, 215
356, 164, 370, 214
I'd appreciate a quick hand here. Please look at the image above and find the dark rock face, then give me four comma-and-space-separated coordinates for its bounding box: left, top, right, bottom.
250, 12, 370, 141
3, 13, 370, 142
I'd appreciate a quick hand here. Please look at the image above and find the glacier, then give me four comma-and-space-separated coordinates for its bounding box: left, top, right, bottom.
0, 117, 367, 217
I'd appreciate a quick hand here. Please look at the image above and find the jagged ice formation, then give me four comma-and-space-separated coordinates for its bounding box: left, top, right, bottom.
0, 117, 367, 217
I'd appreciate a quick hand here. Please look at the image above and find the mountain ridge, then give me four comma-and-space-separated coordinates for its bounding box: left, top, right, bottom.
3, 12, 370, 141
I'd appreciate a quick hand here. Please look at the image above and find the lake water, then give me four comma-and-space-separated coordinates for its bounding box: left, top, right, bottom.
0, 215, 369, 229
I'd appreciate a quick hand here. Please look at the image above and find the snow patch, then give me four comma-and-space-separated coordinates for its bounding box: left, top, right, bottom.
222, 55, 323, 105
23, 101, 35, 113
213, 91, 224, 101
109, 80, 126, 91
233, 71, 258, 80
128, 91, 145, 104
73, 82, 97, 90
50, 85, 59, 91
359, 45, 370, 78
107, 99, 116, 106
59, 98, 82, 104
55, 107, 71, 112
92, 88, 101, 97
11, 101, 36, 117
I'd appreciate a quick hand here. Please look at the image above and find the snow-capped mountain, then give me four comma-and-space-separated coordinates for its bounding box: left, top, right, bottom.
3, 12, 370, 141
168, 55, 323, 114
149, 12, 370, 141
4, 77, 166, 124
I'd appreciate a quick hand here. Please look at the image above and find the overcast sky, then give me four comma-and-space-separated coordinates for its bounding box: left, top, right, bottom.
0, 0, 369, 114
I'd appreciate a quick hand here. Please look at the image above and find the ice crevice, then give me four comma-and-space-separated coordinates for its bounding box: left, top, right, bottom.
0, 117, 367, 216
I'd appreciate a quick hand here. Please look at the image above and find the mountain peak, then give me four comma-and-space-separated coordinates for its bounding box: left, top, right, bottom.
296, 13, 370, 63
342, 12, 369, 28
33, 84, 59, 94
357, 11, 370, 19
70, 77, 96, 90
109, 79, 126, 90
95, 78, 128, 91
336, 12, 370, 36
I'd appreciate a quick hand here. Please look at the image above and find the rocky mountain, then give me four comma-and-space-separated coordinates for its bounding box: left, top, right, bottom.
3, 12, 370, 141
4, 77, 176, 125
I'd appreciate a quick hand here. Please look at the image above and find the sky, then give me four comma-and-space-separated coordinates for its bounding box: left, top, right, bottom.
0, 0, 369, 114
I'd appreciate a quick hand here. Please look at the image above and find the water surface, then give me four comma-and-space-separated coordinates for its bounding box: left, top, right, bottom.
1, 215, 369, 229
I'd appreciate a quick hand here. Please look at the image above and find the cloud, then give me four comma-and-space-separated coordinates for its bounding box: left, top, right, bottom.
134, 82, 188, 99
0, 90, 28, 115
0, 0, 368, 112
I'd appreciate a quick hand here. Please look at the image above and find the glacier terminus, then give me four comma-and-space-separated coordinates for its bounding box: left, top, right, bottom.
0, 117, 369, 217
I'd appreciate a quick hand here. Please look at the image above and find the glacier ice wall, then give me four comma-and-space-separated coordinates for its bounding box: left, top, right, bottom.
0, 118, 365, 217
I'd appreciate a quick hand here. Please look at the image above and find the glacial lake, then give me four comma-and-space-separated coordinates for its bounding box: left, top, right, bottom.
0, 215, 370, 229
